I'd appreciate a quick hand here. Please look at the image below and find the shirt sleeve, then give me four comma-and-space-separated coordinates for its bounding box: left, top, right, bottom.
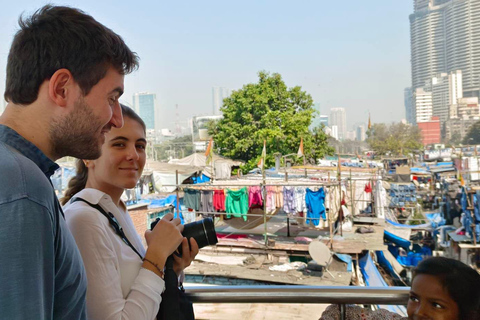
0, 199, 56, 319
66, 206, 165, 320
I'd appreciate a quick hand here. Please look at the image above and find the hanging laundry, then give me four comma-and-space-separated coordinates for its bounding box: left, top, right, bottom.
305, 188, 326, 226
283, 186, 296, 214
248, 186, 263, 207
184, 188, 200, 210
266, 186, 277, 212
213, 189, 226, 211
364, 182, 372, 193
294, 187, 306, 214
275, 186, 284, 208
226, 187, 248, 221
200, 190, 214, 213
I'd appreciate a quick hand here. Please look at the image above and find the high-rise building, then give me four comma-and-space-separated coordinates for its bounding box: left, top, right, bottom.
356, 125, 366, 142
410, 0, 480, 96
414, 88, 433, 123
457, 97, 480, 119
330, 125, 339, 140
212, 87, 230, 115
430, 73, 449, 123
404, 87, 414, 124
309, 102, 325, 130
319, 115, 329, 127
330, 108, 347, 140
133, 92, 156, 130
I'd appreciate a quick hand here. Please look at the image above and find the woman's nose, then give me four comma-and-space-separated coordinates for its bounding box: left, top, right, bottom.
126, 147, 139, 161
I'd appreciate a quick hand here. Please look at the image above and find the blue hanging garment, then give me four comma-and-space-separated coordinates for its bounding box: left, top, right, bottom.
305, 188, 326, 226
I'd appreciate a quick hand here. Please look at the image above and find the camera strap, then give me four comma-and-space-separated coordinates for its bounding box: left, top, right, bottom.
71, 197, 143, 260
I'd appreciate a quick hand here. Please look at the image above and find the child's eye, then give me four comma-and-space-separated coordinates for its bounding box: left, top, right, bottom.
409, 295, 419, 303
432, 303, 444, 309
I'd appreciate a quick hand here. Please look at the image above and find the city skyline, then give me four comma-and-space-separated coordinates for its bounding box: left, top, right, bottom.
0, 1, 412, 131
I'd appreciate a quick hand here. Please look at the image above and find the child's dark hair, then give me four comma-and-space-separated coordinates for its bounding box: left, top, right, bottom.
413, 257, 480, 320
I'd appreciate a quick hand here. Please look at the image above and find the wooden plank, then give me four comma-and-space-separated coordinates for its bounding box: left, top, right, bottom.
186, 262, 352, 286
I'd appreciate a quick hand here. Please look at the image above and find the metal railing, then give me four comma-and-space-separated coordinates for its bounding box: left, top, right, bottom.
185, 285, 410, 320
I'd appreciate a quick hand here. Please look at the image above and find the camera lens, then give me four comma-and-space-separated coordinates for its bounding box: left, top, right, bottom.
182, 217, 218, 249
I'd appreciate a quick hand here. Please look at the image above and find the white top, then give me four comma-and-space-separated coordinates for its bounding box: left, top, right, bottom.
64, 188, 164, 320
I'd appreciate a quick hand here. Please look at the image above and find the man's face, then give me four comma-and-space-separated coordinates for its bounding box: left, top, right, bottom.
50, 67, 124, 159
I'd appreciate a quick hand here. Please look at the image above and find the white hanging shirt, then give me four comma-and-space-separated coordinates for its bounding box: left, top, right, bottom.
63, 188, 164, 320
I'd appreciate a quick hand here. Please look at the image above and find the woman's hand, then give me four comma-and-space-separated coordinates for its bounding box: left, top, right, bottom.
173, 237, 199, 275
143, 213, 184, 273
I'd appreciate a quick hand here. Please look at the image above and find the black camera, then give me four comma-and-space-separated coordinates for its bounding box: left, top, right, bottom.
150, 217, 218, 251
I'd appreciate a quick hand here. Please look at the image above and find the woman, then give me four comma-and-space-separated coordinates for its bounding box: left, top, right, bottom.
62, 105, 199, 320
320, 256, 480, 320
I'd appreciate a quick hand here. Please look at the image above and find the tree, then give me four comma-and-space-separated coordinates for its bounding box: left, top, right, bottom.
209, 71, 334, 172
462, 120, 480, 144
366, 122, 423, 156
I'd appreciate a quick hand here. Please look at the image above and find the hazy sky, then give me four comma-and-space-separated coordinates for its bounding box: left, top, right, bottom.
0, 0, 412, 131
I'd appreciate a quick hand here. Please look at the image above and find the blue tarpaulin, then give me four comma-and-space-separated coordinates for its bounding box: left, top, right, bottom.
192, 174, 211, 184
384, 230, 411, 249
359, 254, 407, 316
386, 219, 431, 229
334, 253, 353, 272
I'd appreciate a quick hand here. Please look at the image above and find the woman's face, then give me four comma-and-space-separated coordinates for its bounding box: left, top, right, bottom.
407, 274, 459, 320
87, 116, 146, 195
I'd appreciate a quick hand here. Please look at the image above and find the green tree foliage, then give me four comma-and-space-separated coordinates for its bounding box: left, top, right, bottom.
462, 120, 480, 144
209, 71, 334, 172
366, 122, 423, 156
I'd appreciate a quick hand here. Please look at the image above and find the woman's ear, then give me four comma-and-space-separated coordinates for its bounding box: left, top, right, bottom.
83, 160, 95, 169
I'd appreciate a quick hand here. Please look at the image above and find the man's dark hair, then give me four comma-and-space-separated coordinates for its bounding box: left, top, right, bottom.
4, 5, 139, 104
413, 257, 480, 320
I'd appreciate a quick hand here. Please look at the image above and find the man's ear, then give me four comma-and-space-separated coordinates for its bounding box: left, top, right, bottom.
48, 69, 76, 107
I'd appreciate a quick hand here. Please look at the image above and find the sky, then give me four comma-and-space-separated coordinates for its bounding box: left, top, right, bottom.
0, 0, 413, 131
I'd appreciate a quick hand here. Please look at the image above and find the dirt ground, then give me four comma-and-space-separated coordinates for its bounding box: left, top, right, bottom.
193, 303, 329, 320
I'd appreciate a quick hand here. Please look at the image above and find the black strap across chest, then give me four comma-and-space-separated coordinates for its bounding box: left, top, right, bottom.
71, 197, 143, 260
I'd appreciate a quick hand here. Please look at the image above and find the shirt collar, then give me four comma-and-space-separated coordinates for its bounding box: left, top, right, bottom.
69, 188, 111, 206
0, 125, 59, 178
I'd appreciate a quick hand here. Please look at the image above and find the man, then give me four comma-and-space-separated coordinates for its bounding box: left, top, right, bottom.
0, 5, 139, 319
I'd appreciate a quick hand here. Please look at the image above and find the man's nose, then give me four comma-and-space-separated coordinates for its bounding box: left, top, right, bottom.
110, 101, 124, 128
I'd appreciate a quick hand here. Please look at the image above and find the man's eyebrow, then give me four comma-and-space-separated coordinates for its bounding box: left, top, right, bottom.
109, 87, 124, 97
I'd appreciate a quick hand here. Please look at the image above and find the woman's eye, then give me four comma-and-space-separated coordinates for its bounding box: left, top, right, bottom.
136, 144, 146, 150
113, 143, 125, 147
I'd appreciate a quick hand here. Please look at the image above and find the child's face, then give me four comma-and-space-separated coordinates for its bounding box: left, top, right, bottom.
407, 274, 459, 320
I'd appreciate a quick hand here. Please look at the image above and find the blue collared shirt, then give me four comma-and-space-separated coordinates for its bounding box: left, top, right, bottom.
0, 124, 87, 319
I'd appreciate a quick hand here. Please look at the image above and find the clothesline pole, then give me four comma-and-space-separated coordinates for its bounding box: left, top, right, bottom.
263, 169, 268, 247
303, 155, 307, 178
339, 180, 343, 237
328, 185, 334, 249
175, 170, 180, 220
350, 169, 354, 227
285, 171, 290, 237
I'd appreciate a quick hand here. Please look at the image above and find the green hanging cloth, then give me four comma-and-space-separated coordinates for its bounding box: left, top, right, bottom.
225, 187, 248, 221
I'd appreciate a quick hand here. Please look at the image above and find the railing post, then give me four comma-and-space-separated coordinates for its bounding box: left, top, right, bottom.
339, 304, 346, 320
